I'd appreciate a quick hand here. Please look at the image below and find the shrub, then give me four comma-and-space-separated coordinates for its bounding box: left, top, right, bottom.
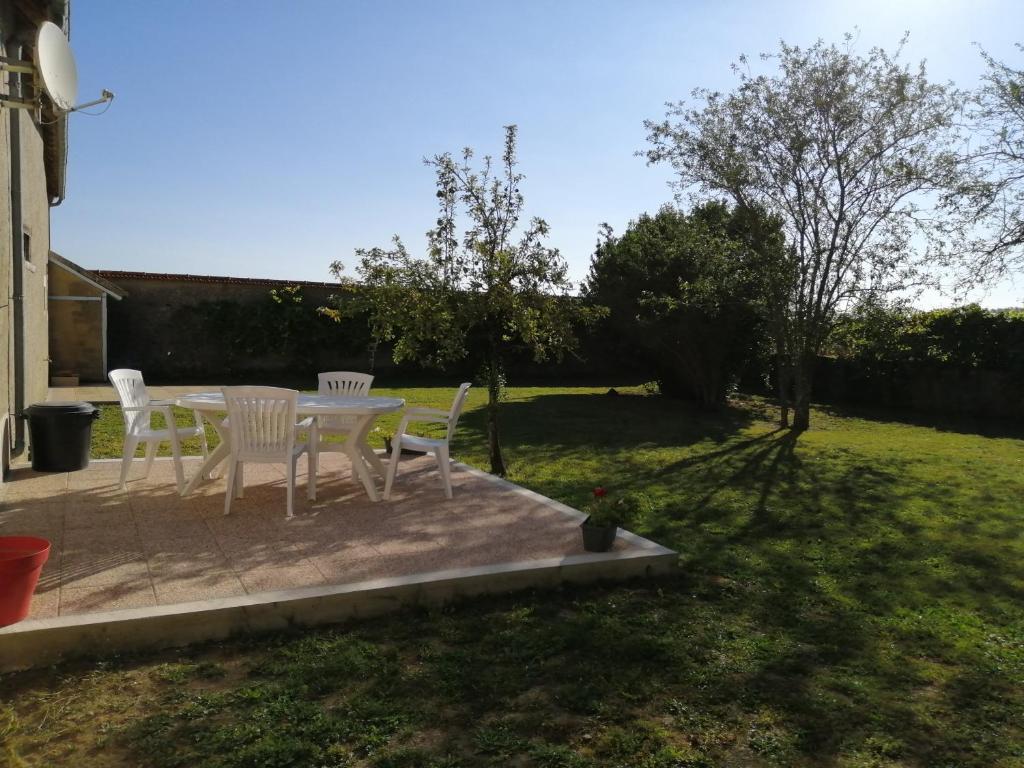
585, 203, 782, 407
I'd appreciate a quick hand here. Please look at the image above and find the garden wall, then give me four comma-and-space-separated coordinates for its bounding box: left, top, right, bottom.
813, 358, 1024, 421
48, 260, 107, 381
94, 272, 377, 382
86, 273, 1024, 418
92, 271, 635, 385
813, 305, 1024, 422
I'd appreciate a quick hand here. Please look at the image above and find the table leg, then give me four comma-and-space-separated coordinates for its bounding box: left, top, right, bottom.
345, 414, 381, 501
181, 414, 230, 496
307, 422, 318, 501
360, 442, 386, 478
352, 414, 386, 478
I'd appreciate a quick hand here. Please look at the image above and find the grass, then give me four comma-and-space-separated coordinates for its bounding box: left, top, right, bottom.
4, 384, 1024, 767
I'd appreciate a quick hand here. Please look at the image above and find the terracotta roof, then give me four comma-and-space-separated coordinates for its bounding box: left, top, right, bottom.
91, 270, 347, 289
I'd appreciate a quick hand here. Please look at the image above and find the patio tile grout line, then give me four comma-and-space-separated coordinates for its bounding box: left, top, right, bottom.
55, 480, 68, 619
131, 483, 161, 613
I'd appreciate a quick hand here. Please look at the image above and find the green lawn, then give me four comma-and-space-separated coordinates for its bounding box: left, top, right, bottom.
4, 385, 1024, 767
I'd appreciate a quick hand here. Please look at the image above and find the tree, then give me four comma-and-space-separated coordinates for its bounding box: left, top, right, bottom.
338, 126, 581, 475
644, 34, 966, 429
586, 202, 784, 406
958, 44, 1024, 278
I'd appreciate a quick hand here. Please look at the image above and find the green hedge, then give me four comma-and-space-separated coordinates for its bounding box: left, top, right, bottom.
817, 305, 1024, 419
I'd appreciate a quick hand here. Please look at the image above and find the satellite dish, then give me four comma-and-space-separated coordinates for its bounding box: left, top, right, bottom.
33, 21, 78, 111
0, 20, 110, 115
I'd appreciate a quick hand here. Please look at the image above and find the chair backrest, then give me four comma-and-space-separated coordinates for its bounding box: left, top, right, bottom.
446, 383, 472, 442
317, 371, 374, 430
222, 386, 298, 461
108, 368, 150, 434
318, 371, 373, 397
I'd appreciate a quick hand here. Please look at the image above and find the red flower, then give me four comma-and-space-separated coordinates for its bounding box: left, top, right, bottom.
593, 486, 607, 498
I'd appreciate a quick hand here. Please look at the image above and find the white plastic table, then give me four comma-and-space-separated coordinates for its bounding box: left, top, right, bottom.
176, 392, 405, 502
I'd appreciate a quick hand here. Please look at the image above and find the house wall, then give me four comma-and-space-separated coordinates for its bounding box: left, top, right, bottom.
47, 264, 104, 381
0, 2, 62, 476
0, 10, 13, 469
18, 103, 51, 406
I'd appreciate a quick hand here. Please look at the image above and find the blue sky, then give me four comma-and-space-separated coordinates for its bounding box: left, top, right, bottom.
54, 1, 1023, 306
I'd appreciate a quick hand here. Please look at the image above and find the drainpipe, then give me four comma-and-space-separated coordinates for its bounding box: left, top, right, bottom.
8, 39, 26, 455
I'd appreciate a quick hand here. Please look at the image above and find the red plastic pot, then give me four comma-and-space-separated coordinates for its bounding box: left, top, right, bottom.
0, 536, 51, 627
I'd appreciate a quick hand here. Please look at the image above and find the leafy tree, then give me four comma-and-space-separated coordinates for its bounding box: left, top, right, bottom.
586, 202, 784, 406
644, 34, 967, 429
825, 297, 916, 364
957, 44, 1024, 278
339, 126, 582, 475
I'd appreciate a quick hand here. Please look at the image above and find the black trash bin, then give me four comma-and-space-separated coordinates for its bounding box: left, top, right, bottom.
24, 402, 100, 472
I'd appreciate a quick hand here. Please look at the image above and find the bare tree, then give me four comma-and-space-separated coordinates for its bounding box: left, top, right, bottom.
958, 44, 1024, 279
644, 34, 966, 429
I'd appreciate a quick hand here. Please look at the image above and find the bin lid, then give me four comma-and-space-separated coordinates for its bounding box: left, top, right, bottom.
24, 401, 98, 416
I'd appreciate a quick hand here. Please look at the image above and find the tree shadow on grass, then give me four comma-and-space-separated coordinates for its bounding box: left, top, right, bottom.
456, 398, 1024, 763
456, 392, 762, 455
451, 391, 767, 510
629, 428, 1024, 764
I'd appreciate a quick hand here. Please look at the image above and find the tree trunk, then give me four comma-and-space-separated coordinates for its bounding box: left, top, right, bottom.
792, 394, 810, 431
776, 342, 791, 429
486, 345, 507, 476
791, 356, 813, 431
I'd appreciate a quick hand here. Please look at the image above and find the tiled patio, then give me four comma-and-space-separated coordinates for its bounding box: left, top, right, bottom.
1, 453, 665, 622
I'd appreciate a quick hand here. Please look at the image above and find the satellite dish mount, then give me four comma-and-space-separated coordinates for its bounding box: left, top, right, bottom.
0, 21, 113, 115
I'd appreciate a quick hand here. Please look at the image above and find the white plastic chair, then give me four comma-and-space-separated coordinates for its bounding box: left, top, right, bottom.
384, 383, 471, 500
109, 369, 208, 493
222, 386, 310, 519
302, 371, 374, 474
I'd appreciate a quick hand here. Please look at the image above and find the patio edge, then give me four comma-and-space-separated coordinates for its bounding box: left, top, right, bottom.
0, 548, 675, 672
2, 460, 676, 671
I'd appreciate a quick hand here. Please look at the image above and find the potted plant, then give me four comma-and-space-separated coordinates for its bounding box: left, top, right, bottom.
0, 536, 51, 627
580, 486, 627, 552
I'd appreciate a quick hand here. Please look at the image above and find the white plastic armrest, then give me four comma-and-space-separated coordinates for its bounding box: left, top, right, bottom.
403, 407, 450, 423
122, 404, 169, 413
123, 403, 184, 433
396, 409, 450, 439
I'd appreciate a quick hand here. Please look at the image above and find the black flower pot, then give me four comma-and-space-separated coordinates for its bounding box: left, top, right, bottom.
580, 517, 618, 552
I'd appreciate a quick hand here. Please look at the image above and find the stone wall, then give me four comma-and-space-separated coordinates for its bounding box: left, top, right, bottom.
92, 271, 648, 385
47, 263, 105, 381
95, 273, 373, 382
813, 356, 1024, 422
